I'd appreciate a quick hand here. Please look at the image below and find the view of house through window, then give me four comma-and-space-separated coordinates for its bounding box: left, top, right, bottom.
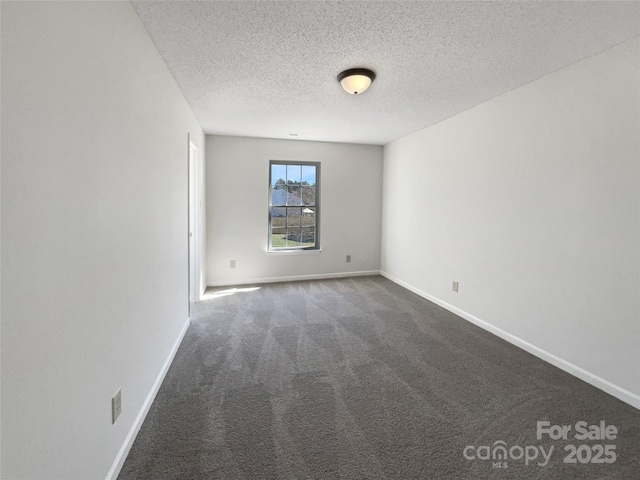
269, 161, 319, 250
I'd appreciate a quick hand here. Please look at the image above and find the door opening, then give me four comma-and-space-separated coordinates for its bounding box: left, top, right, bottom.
188, 138, 199, 307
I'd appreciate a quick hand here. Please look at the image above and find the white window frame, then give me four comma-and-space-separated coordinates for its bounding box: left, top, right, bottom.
268, 160, 320, 252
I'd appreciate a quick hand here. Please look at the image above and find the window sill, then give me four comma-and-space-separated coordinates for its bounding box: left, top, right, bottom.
267, 248, 322, 255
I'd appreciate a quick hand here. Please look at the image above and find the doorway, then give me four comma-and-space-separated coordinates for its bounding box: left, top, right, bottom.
188, 137, 199, 307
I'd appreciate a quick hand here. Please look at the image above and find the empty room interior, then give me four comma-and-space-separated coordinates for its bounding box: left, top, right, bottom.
1, 1, 639, 479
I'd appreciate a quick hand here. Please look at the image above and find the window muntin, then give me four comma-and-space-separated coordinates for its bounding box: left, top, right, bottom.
269, 161, 319, 250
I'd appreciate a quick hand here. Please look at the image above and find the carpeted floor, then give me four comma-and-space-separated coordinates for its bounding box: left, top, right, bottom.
118, 276, 640, 479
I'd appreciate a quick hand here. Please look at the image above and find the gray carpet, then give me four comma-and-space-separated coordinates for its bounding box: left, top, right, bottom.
118, 276, 640, 479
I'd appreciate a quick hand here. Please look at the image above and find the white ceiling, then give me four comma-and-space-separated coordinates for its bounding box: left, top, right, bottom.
132, 1, 640, 145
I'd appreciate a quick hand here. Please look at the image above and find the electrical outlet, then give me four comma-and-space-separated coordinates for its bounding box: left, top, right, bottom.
346, 255, 351, 263
452, 281, 459, 293
112, 389, 122, 424
230, 260, 236, 269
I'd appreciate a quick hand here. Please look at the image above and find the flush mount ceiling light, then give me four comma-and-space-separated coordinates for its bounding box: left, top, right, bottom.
337, 68, 376, 95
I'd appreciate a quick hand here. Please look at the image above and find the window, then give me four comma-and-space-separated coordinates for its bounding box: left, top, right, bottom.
269, 161, 319, 250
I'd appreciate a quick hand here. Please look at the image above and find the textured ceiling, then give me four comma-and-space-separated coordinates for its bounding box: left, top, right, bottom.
132, 1, 640, 145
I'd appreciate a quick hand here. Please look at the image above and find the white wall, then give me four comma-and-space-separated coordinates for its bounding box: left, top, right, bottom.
381, 38, 640, 407
207, 136, 382, 285
1, 2, 205, 479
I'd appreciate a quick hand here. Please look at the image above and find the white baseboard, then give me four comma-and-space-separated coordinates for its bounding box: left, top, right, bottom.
207, 270, 380, 288
380, 271, 640, 410
106, 317, 191, 480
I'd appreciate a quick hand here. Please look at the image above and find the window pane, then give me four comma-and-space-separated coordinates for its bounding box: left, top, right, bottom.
301, 207, 315, 227
286, 164, 301, 184
271, 164, 286, 188
302, 165, 316, 185
301, 186, 316, 206
271, 207, 286, 227
286, 185, 301, 205
286, 227, 301, 247
286, 207, 301, 226
301, 227, 315, 247
271, 186, 287, 206
271, 228, 286, 248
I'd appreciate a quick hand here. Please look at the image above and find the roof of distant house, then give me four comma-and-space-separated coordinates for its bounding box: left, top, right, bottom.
271, 189, 301, 206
